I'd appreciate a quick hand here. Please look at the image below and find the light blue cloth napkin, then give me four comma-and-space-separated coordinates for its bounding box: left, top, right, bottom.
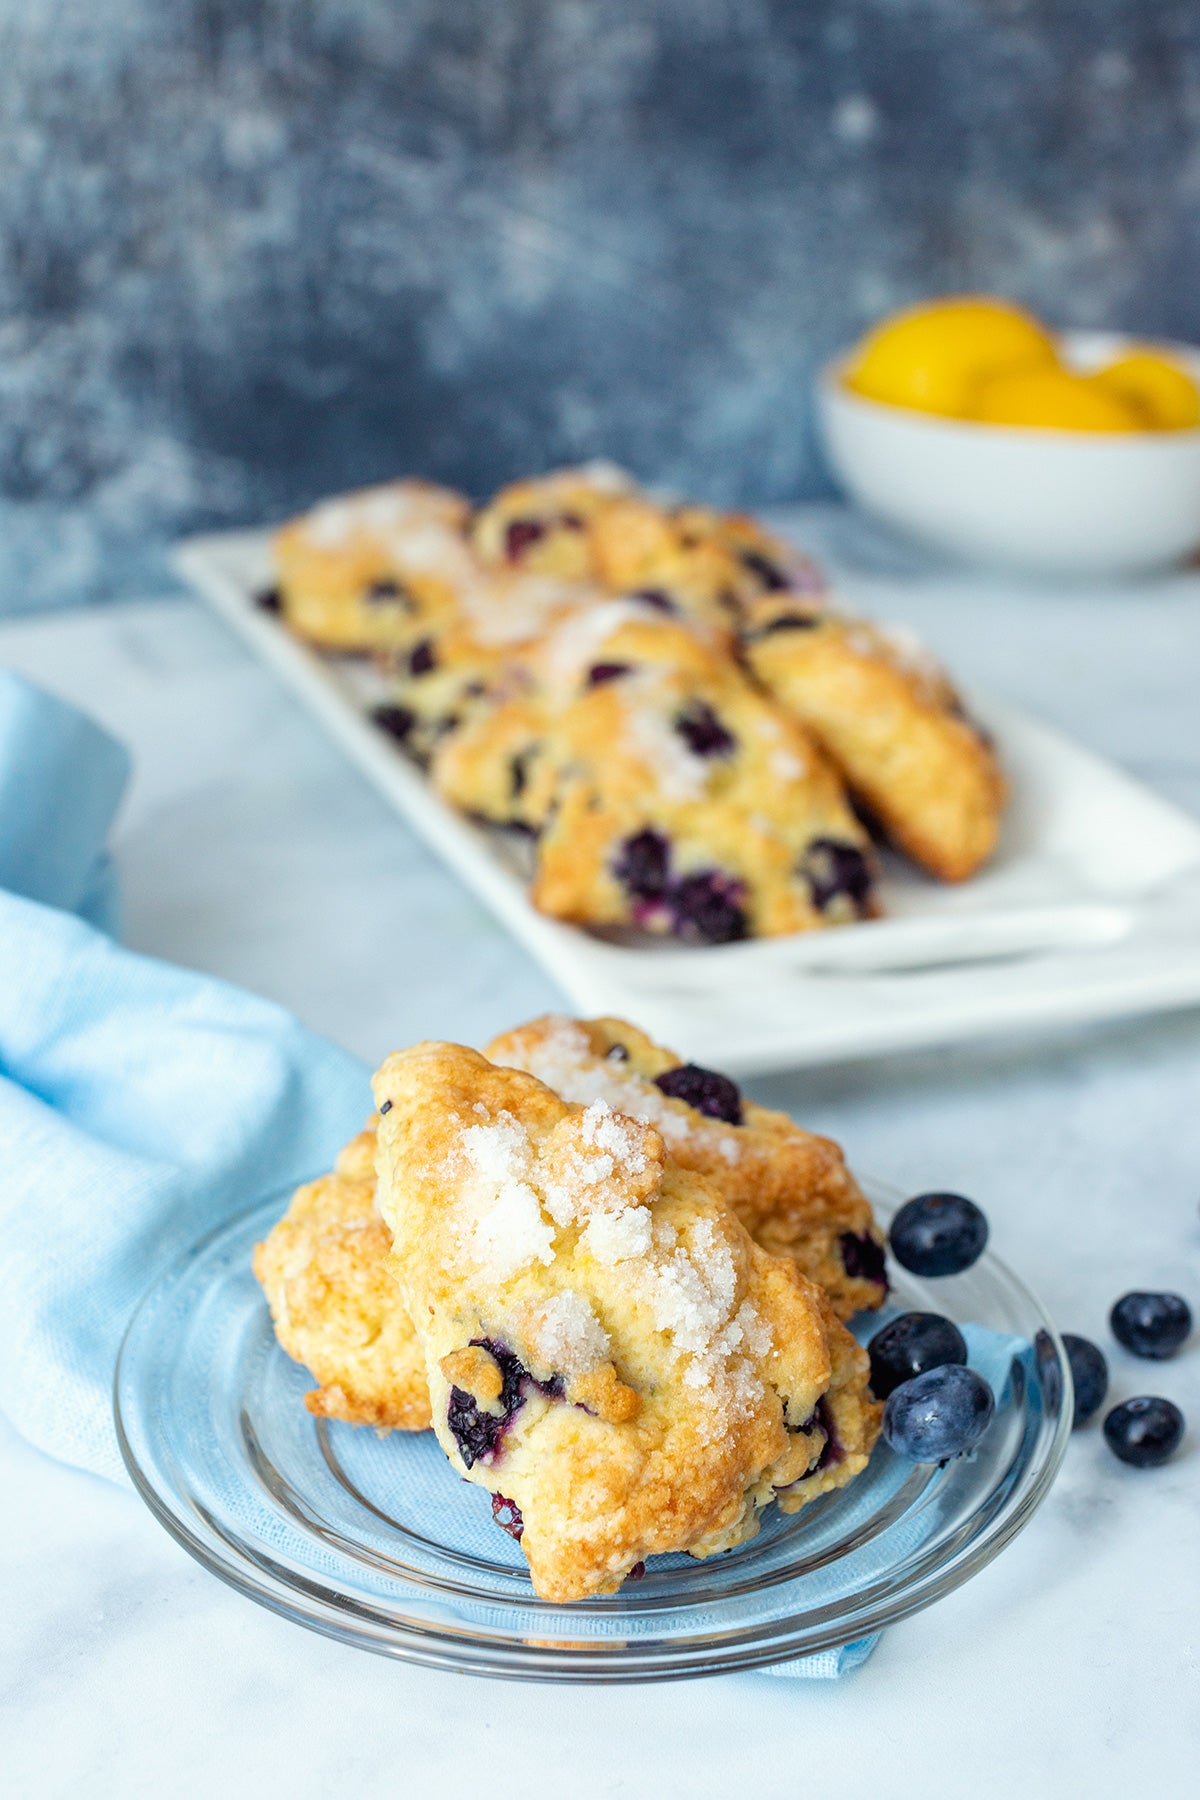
0, 671, 1027, 1681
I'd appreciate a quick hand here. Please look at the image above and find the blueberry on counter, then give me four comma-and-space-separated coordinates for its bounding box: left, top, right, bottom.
868, 1312, 967, 1400
1109, 1291, 1192, 1360
1061, 1334, 1109, 1427
889, 1192, 989, 1277
1102, 1397, 1185, 1468
882, 1364, 995, 1462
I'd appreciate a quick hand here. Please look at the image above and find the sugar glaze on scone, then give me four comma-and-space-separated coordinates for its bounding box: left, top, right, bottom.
487, 1015, 888, 1319
372, 1042, 879, 1602
252, 1126, 430, 1430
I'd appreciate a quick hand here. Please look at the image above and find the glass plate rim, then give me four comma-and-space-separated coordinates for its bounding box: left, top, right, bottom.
113, 1183, 1073, 1682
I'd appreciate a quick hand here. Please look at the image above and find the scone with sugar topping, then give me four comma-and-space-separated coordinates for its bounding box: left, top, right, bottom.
372, 1040, 879, 1602
252, 1125, 430, 1430
487, 1014, 888, 1320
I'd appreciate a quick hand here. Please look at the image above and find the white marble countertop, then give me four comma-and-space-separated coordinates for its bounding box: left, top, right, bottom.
3, 513, 1200, 1796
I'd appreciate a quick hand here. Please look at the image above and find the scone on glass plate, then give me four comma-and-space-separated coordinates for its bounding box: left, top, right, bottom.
371, 1040, 880, 1602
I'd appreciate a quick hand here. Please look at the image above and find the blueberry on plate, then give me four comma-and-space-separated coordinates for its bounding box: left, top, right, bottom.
882, 1364, 995, 1463
889, 1192, 989, 1277
1109, 1291, 1192, 1360
1102, 1396, 1185, 1468
1061, 1333, 1109, 1427
868, 1312, 967, 1400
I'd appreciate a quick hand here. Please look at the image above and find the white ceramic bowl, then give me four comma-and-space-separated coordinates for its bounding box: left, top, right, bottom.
817, 330, 1200, 578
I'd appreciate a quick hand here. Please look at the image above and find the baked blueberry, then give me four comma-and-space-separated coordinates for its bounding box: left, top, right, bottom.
669, 871, 748, 944
1103, 1396, 1185, 1468
868, 1312, 967, 1400
654, 1062, 743, 1126
1061, 1334, 1109, 1427
587, 661, 632, 687
605, 1042, 630, 1061
840, 1231, 888, 1288
255, 586, 282, 614
614, 829, 671, 900
674, 702, 736, 758
446, 1338, 562, 1468
371, 703, 417, 745
754, 611, 821, 635
408, 638, 437, 677
882, 1364, 995, 1462
505, 518, 547, 561
889, 1192, 989, 1277
365, 576, 412, 607
739, 548, 789, 591
632, 589, 676, 614
1109, 1291, 1192, 1360
800, 838, 873, 917
491, 1493, 524, 1540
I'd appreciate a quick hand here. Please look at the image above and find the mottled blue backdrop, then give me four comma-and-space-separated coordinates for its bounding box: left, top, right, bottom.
2, 1, 1200, 610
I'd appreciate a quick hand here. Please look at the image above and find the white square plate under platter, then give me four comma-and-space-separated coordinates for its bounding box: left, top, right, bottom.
175, 529, 1200, 1075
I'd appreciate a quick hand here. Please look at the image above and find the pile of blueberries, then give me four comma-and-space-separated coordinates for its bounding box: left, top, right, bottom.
872, 1192, 1191, 1469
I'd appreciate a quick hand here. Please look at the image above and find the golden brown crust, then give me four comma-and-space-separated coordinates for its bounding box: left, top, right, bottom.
252, 1125, 431, 1432
370, 1040, 879, 1602
743, 594, 1006, 882
486, 1014, 887, 1320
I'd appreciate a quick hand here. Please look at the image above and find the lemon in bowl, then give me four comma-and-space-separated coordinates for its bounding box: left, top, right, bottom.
820, 304, 1200, 576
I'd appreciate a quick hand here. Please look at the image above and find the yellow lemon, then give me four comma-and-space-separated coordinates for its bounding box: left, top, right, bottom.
1091, 348, 1200, 430
969, 366, 1144, 432
843, 296, 1057, 416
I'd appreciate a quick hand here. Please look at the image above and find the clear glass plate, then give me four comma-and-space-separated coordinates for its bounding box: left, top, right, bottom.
114, 1187, 1071, 1682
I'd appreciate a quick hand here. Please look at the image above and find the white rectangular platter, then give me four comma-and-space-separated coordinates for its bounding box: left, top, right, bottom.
175, 528, 1200, 1074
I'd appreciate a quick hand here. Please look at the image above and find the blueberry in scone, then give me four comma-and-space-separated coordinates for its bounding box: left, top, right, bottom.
371, 1040, 880, 1601
486, 1014, 889, 1321
742, 590, 1006, 882
252, 1126, 430, 1430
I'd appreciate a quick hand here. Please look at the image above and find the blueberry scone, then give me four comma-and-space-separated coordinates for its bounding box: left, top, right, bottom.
506, 615, 877, 940
252, 1126, 430, 1430
743, 593, 1006, 881
271, 479, 473, 653
372, 1041, 880, 1602
486, 1014, 888, 1319
469, 462, 635, 578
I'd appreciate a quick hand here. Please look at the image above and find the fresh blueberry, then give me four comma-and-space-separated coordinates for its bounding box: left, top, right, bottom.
882, 1365, 995, 1463
1110, 1291, 1192, 1360
490, 1493, 524, 1540
504, 518, 547, 561
674, 702, 736, 758
669, 871, 748, 944
255, 586, 282, 614
840, 1231, 888, 1289
1061, 1334, 1109, 1427
868, 1312, 967, 1400
739, 548, 789, 591
632, 588, 676, 614
587, 661, 632, 687
614, 829, 671, 900
654, 1062, 743, 1125
889, 1192, 989, 1277
371, 703, 417, 745
407, 638, 437, 677
800, 838, 874, 917
1103, 1396, 1185, 1468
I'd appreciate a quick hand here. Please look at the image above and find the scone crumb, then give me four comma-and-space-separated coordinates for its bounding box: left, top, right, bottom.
441, 1345, 504, 1408
568, 1363, 641, 1423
